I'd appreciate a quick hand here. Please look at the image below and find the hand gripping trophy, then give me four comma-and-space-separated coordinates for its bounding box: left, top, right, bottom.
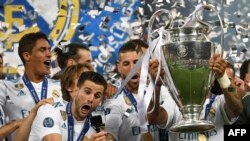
147, 3, 224, 132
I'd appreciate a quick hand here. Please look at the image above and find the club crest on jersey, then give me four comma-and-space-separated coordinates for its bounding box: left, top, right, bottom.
17, 90, 26, 96
60, 110, 67, 121
52, 89, 60, 98
123, 95, 132, 106
43, 117, 54, 128
14, 83, 24, 89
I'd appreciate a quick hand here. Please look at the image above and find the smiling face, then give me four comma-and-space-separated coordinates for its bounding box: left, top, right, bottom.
73, 80, 105, 120
24, 38, 51, 76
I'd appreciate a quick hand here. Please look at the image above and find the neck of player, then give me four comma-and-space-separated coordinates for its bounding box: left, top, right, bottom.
25, 69, 45, 83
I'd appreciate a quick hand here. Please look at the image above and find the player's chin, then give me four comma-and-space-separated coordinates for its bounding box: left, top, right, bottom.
78, 110, 89, 119
130, 81, 140, 89
41, 68, 50, 75
45, 71, 50, 75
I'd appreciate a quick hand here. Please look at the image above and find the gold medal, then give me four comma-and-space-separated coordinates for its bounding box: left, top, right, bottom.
143, 132, 153, 141
198, 133, 207, 141
52, 89, 60, 98
15, 83, 24, 89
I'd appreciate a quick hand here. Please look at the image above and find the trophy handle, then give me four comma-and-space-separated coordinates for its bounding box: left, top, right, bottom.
147, 9, 173, 45
195, 4, 224, 56
195, 4, 225, 88
147, 9, 182, 108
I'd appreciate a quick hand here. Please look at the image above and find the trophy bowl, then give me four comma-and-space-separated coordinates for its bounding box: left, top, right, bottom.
147, 3, 224, 133
162, 26, 215, 132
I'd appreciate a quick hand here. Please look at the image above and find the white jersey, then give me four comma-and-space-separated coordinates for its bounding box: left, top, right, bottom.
164, 95, 236, 141
0, 77, 62, 120
104, 87, 171, 141
29, 101, 96, 141
0, 77, 62, 139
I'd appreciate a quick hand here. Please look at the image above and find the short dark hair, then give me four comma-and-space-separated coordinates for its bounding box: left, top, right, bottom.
61, 63, 94, 101
77, 71, 107, 93
130, 39, 149, 49
118, 39, 148, 61
227, 62, 235, 77
240, 59, 250, 80
18, 32, 49, 65
55, 43, 90, 69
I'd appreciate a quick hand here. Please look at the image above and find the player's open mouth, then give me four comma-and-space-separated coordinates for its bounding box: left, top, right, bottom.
81, 104, 91, 110
131, 74, 139, 79
44, 60, 51, 66
81, 104, 92, 114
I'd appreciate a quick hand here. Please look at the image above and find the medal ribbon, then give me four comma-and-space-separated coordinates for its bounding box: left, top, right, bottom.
66, 102, 90, 141
123, 87, 138, 112
22, 74, 48, 104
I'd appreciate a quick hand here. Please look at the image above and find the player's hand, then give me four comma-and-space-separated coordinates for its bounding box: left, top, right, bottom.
89, 130, 108, 141
31, 98, 54, 114
149, 59, 164, 87
105, 83, 117, 98
209, 54, 227, 79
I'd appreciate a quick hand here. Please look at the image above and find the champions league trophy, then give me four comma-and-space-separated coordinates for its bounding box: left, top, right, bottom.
148, 4, 224, 132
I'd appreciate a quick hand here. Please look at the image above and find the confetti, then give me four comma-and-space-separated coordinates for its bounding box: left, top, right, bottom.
1, 0, 248, 78
142, 0, 250, 75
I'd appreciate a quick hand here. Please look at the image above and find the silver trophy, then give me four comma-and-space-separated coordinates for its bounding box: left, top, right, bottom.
148, 4, 224, 132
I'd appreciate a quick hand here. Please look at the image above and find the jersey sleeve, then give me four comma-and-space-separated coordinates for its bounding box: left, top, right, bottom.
30, 104, 62, 140
104, 100, 124, 141
216, 95, 238, 124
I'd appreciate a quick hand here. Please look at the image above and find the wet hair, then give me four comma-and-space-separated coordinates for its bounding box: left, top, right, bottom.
118, 39, 148, 61
61, 63, 94, 102
18, 32, 49, 65
54, 43, 90, 69
130, 39, 149, 49
240, 59, 250, 80
77, 71, 107, 93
